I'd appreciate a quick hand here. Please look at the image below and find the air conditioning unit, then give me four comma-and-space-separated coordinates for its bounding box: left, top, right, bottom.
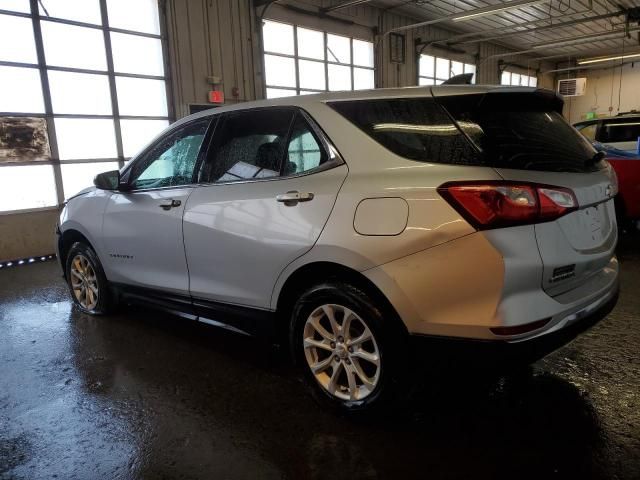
558, 78, 587, 97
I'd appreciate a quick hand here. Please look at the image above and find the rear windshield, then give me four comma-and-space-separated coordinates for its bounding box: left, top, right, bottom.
329, 93, 601, 173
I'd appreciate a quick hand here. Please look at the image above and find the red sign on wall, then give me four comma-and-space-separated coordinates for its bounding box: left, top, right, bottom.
208, 90, 224, 104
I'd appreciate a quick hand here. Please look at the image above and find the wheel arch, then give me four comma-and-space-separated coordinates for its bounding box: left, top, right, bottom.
59, 229, 95, 278
274, 261, 408, 346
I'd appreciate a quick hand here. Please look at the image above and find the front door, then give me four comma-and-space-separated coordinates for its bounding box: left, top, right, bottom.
102, 117, 211, 293
183, 108, 347, 309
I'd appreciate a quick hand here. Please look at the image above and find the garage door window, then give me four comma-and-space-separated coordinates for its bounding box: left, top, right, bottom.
262, 20, 375, 98
419, 54, 476, 85
0, 0, 170, 212
501, 70, 537, 87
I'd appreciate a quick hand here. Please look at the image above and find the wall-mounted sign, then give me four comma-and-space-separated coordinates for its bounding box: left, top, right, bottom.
0, 117, 51, 163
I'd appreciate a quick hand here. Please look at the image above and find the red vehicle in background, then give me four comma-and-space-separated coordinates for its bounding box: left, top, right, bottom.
574, 114, 640, 229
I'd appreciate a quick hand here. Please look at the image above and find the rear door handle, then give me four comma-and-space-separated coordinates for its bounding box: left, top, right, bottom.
276, 191, 314, 206
159, 199, 182, 210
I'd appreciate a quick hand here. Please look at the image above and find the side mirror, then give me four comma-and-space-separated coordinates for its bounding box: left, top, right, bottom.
93, 170, 120, 190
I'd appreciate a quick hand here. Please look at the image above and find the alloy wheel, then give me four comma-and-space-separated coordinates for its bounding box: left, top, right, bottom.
303, 303, 381, 401
70, 254, 99, 310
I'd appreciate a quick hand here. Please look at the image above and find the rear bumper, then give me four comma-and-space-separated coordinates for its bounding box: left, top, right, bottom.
409, 284, 619, 366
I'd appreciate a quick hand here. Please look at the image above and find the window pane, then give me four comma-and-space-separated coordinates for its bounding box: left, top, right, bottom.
130, 119, 208, 189
111, 32, 164, 76
2, 0, 30, 13
39, 0, 102, 24
530, 76, 537, 87
435, 57, 449, 79
327, 34, 350, 64
299, 90, 319, 95
297, 27, 324, 60
41, 21, 106, 70
501, 71, 510, 85
420, 55, 435, 77
266, 88, 295, 99
352, 39, 373, 68
451, 61, 463, 76
328, 64, 351, 91
61, 162, 119, 198
0, 165, 57, 211
353, 67, 374, 90
203, 109, 294, 183
264, 54, 295, 88
262, 20, 294, 55
0, 66, 44, 113
55, 118, 117, 160
0, 14, 37, 64
106, 0, 160, 35
418, 77, 434, 86
329, 98, 477, 166
577, 123, 597, 142
48, 70, 111, 114
511, 73, 520, 86
116, 77, 167, 117
286, 115, 326, 174
298, 59, 325, 91
120, 119, 169, 157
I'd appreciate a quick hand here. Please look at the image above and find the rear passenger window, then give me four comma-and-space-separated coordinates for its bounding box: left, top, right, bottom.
285, 115, 327, 175
599, 121, 640, 143
329, 97, 479, 165
576, 123, 597, 142
201, 108, 294, 183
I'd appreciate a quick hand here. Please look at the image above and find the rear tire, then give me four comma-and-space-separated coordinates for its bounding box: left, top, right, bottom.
65, 241, 113, 315
290, 281, 407, 414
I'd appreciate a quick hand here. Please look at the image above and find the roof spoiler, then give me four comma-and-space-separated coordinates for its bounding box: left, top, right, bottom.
442, 73, 474, 85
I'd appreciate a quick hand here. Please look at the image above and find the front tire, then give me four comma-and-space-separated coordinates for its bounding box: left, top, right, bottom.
290, 282, 407, 414
65, 242, 113, 315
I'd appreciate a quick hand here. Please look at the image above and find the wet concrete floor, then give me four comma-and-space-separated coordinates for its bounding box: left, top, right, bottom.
1, 235, 639, 480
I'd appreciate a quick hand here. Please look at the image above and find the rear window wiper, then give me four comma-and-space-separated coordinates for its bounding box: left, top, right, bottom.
586, 150, 606, 167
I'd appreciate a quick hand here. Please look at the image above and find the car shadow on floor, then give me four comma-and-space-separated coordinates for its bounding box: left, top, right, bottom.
66, 305, 612, 480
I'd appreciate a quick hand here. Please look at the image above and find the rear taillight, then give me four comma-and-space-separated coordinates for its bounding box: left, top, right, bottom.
438, 181, 577, 229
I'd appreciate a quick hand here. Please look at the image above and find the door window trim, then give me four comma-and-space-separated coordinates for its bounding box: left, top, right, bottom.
195, 106, 344, 187
120, 115, 218, 192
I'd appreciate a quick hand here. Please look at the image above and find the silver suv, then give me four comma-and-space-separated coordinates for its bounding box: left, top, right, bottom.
56, 86, 620, 412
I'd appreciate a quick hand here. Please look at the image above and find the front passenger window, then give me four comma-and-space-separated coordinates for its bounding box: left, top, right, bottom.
129, 118, 210, 190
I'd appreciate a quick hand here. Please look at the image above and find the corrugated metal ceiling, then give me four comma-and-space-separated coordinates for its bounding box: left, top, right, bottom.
373, 0, 640, 59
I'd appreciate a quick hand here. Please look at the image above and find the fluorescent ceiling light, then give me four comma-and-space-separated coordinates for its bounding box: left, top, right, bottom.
452, 0, 549, 22
578, 52, 640, 65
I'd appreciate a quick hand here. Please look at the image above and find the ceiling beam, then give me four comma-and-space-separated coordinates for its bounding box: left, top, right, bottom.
321, 0, 374, 13
484, 26, 640, 60
453, 11, 625, 45
386, 0, 551, 35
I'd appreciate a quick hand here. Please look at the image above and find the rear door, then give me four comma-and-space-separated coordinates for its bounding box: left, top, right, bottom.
183, 107, 347, 310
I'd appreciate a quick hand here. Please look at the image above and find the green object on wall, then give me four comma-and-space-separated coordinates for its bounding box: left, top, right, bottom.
585, 112, 597, 120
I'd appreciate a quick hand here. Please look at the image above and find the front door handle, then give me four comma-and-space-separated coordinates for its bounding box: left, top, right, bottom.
159, 199, 182, 210
276, 191, 314, 206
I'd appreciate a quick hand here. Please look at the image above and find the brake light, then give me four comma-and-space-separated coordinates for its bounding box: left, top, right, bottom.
438, 181, 577, 229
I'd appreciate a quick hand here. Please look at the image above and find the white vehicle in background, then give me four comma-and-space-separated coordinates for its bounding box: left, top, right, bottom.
56, 86, 619, 412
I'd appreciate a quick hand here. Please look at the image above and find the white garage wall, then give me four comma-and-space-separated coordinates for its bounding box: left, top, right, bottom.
563, 63, 640, 124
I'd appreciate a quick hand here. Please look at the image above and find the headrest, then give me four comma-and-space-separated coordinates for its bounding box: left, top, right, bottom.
255, 142, 282, 172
